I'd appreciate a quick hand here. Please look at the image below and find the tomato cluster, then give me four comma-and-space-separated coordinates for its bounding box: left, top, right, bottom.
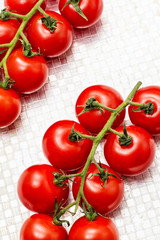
17, 81, 159, 239
0, 0, 103, 128
0, 0, 159, 239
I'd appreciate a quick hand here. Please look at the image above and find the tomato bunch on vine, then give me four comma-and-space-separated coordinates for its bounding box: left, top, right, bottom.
0, 1, 159, 240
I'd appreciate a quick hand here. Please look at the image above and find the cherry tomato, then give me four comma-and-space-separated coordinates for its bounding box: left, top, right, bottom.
72, 163, 124, 215
7, 48, 48, 94
4, 0, 46, 15
69, 215, 119, 240
27, 11, 73, 58
0, 88, 21, 128
42, 120, 93, 172
59, 0, 103, 29
128, 86, 160, 136
20, 214, 68, 240
0, 19, 20, 59
76, 85, 125, 134
104, 125, 155, 176
17, 164, 69, 213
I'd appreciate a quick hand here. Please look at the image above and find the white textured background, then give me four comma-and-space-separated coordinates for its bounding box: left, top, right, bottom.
0, 0, 160, 239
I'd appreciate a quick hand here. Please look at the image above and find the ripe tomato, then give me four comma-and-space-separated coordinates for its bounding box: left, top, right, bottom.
76, 85, 125, 134
104, 125, 155, 176
20, 214, 68, 240
128, 86, 160, 136
0, 19, 20, 59
59, 0, 103, 28
27, 11, 73, 58
17, 164, 69, 213
4, 0, 46, 15
7, 48, 48, 94
0, 88, 21, 128
72, 163, 124, 215
69, 215, 119, 240
42, 120, 93, 172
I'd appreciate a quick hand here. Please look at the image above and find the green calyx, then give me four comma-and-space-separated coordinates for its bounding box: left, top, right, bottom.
81, 200, 98, 221
41, 16, 58, 33
68, 124, 87, 142
0, 77, 15, 90
53, 199, 70, 226
77, 97, 105, 116
119, 123, 132, 146
91, 162, 121, 187
21, 40, 42, 58
132, 101, 154, 115
61, 0, 88, 21
0, 9, 20, 22
53, 172, 68, 187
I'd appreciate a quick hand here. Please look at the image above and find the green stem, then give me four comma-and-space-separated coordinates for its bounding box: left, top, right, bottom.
108, 127, 124, 138
94, 102, 115, 113
0, 43, 11, 48
0, 0, 45, 88
55, 81, 142, 221
8, 11, 25, 20
38, 6, 49, 17
128, 101, 146, 107
20, 32, 30, 45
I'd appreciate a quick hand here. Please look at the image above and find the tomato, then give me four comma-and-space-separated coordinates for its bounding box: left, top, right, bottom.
59, 0, 103, 29
69, 215, 119, 240
17, 164, 69, 213
27, 11, 73, 58
104, 125, 155, 176
128, 86, 160, 136
4, 0, 46, 15
0, 19, 20, 59
72, 163, 124, 215
0, 88, 21, 128
20, 214, 68, 240
42, 120, 93, 172
76, 85, 125, 134
7, 48, 48, 94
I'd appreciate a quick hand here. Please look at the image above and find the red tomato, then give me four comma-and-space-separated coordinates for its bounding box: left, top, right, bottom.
27, 11, 73, 58
76, 85, 125, 134
17, 164, 69, 213
4, 0, 46, 15
69, 215, 119, 240
42, 120, 93, 172
7, 48, 48, 94
59, 0, 103, 28
0, 19, 20, 59
72, 163, 124, 215
0, 88, 21, 128
128, 86, 160, 136
20, 214, 68, 240
104, 125, 155, 176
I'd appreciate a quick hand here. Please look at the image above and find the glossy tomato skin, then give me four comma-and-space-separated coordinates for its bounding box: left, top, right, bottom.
76, 85, 125, 134
0, 88, 21, 128
73, 163, 124, 215
69, 216, 119, 240
17, 164, 69, 213
59, 0, 103, 29
27, 11, 73, 58
42, 120, 93, 172
4, 0, 46, 15
20, 214, 68, 240
104, 125, 155, 176
0, 19, 20, 59
128, 86, 160, 136
7, 48, 48, 94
